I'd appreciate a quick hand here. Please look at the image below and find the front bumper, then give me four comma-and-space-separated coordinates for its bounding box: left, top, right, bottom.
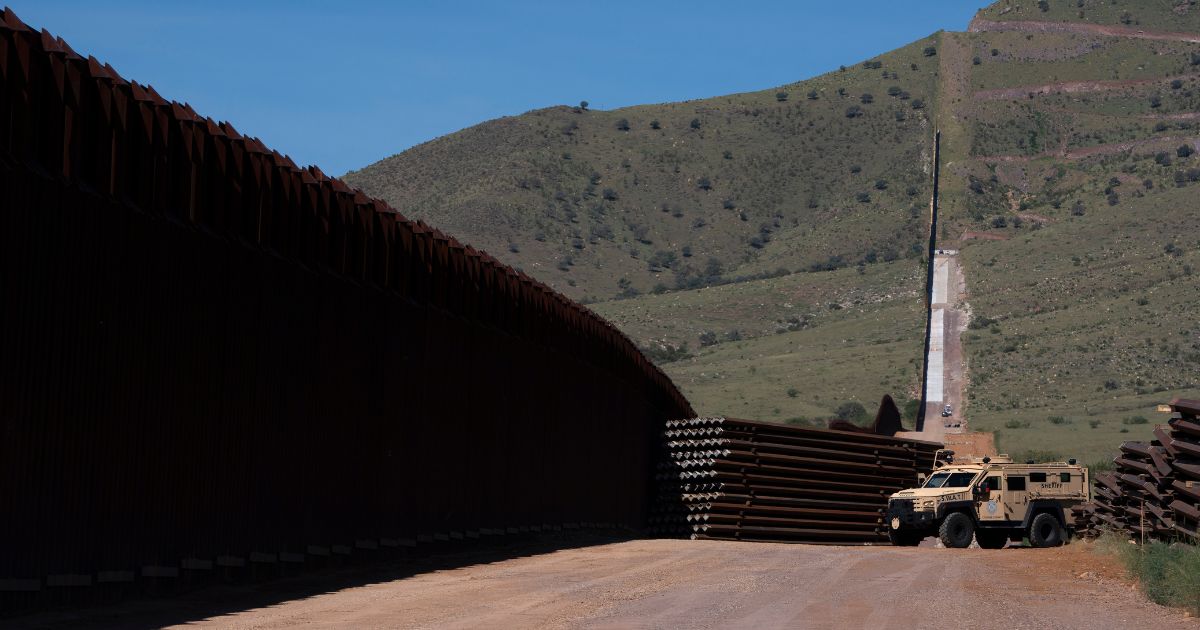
887, 499, 936, 530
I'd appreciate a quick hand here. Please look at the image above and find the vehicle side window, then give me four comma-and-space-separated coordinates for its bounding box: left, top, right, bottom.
983, 476, 1001, 491
1030, 472, 1047, 483
1007, 476, 1026, 491
1060, 472, 1071, 483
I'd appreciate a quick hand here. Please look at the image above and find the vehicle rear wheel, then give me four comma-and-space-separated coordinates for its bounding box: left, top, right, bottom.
939, 512, 975, 548
888, 529, 924, 547
1029, 513, 1064, 548
975, 529, 1008, 549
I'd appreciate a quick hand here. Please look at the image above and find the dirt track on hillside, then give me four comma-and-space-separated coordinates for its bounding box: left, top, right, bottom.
28, 538, 1193, 629
973, 74, 1197, 101
974, 135, 1200, 164
969, 18, 1200, 44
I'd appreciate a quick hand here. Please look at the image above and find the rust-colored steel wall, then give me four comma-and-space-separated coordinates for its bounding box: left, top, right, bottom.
0, 8, 693, 593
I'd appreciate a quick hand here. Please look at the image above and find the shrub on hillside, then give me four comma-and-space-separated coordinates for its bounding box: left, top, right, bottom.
923, 46, 937, 57
834, 401, 868, 423
775, 91, 788, 102
641, 342, 691, 363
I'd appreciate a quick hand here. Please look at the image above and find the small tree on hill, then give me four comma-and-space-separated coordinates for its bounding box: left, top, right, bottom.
834, 401, 868, 423
690, 118, 702, 130
615, 118, 630, 131
923, 46, 937, 57
775, 91, 788, 102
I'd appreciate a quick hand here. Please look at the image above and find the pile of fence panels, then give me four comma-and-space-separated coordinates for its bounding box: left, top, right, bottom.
652, 418, 941, 544
1082, 399, 1200, 542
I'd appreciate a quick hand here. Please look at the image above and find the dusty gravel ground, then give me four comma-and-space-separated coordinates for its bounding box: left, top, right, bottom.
22, 537, 1194, 629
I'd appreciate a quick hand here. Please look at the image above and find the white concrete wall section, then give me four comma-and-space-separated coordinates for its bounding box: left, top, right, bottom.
926, 308, 944, 403
932, 257, 950, 305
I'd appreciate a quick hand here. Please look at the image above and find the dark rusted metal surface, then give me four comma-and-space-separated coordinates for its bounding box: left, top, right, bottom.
1075, 398, 1200, 542
653, 417, 941, 544
0, 7, 694, 602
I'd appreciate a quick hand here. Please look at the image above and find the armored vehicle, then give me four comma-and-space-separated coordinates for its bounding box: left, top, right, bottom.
886, 451, 1090, 548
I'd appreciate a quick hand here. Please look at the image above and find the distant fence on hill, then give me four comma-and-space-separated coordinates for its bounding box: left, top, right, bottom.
0, 8, 693, 599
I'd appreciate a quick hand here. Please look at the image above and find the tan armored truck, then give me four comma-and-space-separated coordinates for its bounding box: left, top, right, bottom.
885, 451, 1090, 548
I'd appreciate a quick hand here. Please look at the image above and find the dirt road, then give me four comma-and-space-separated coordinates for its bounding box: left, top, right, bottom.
23, 537, 1192, 629
968, 18, 1200, 44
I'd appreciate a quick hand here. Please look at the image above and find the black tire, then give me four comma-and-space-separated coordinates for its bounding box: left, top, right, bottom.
1029, 513, 1064, 548
939, 512, 975, 548
975, 529, 1008, 549
888, 529, 924, 547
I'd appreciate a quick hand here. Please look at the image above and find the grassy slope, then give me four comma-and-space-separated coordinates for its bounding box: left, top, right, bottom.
344, 40, 940, 302
939, 3, 1200, 463
978, 0, 1200, 33
590, 259, 926, 424
349, 1, 1200, 464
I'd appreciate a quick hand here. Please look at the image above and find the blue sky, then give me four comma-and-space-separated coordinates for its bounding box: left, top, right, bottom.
14, 1, 988, 176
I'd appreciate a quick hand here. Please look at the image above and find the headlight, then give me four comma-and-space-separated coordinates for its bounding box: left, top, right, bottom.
920, 500, 935, 508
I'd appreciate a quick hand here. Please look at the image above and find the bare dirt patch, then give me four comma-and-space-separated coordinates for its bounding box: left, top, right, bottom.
961, 231, 1011, 241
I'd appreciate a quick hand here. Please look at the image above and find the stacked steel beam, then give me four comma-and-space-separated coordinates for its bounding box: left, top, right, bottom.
652, 417, 941, 543
1081, 399, 1200, 542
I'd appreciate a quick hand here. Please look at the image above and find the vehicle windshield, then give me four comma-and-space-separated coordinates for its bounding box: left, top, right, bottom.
924, 471, 978, 488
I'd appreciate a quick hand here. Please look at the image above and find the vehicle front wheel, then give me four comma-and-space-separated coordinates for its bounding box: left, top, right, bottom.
888, 529, 925, 547
975, 529, 1008, 549
939, 512, 975, 548
1029, 513, 1064, 548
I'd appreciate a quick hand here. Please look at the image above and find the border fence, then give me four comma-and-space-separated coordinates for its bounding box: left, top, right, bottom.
0, 7, 692, 601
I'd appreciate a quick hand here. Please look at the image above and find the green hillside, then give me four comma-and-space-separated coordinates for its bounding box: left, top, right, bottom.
976, 0, 1200, 33
347, 0, 1200, 464
941, 3, 1200, 462
344, 39, 941, 302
